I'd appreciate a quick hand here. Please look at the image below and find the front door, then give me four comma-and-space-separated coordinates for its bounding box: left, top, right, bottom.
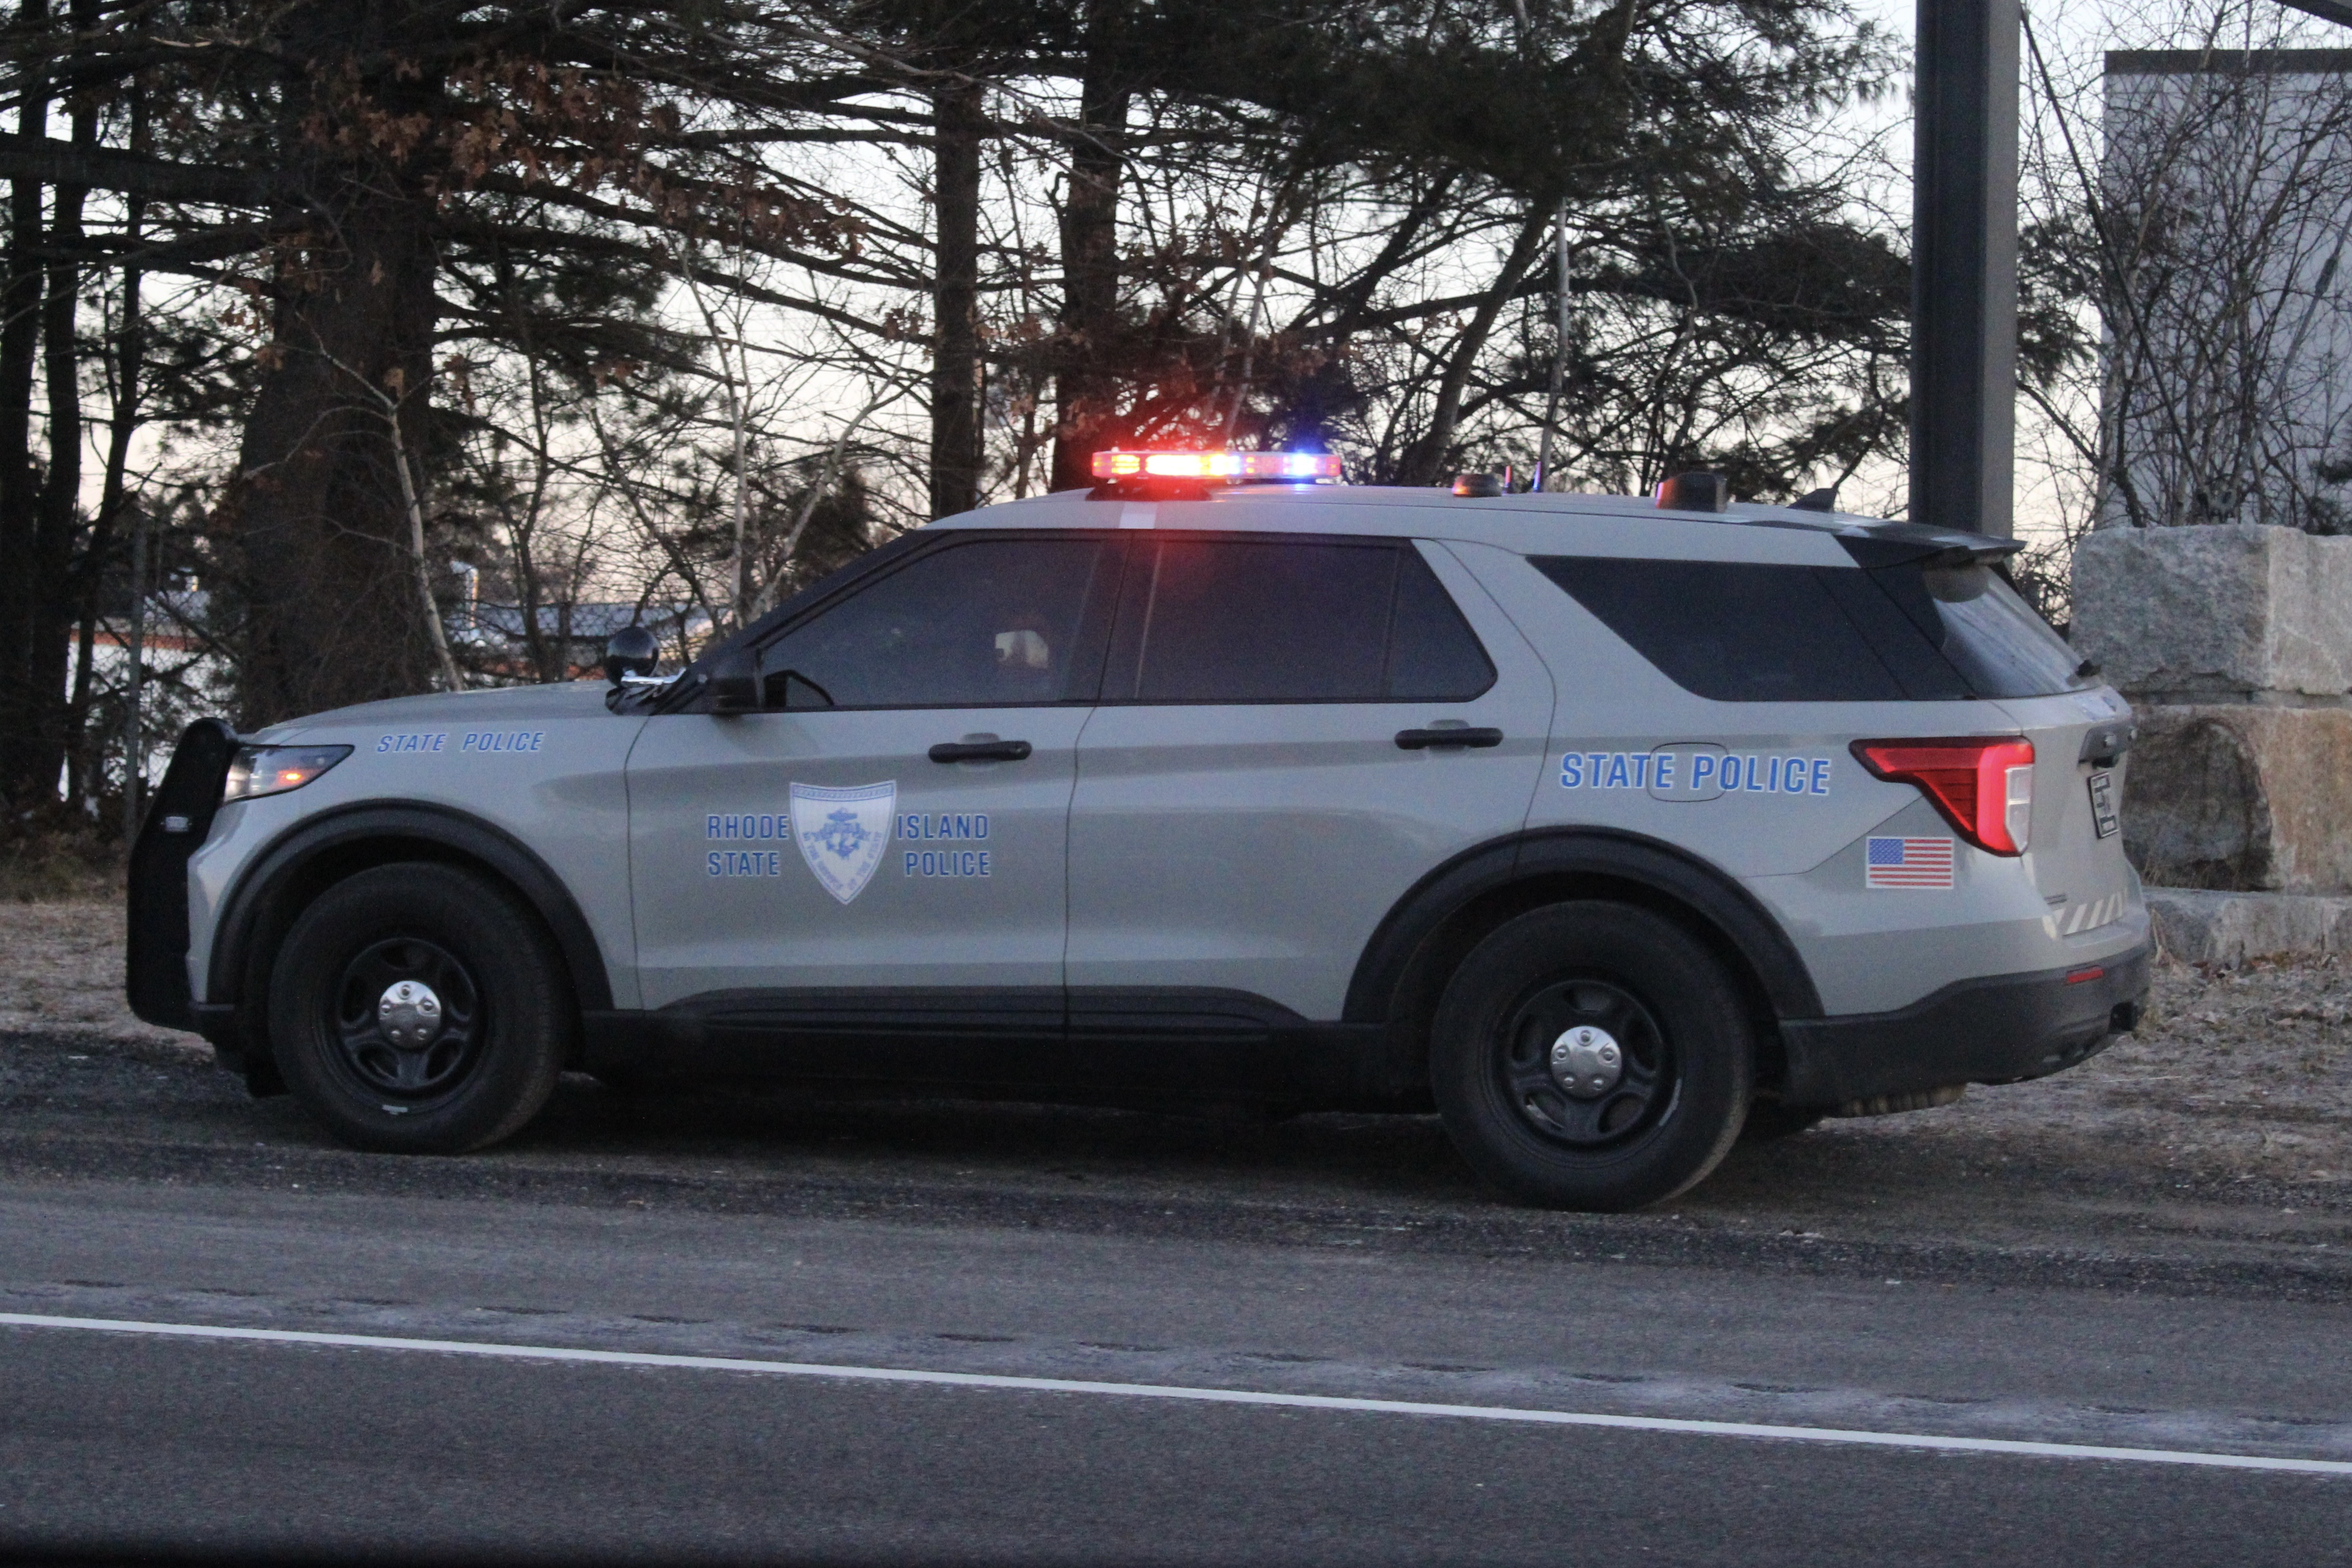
626, 533, 1117, 1019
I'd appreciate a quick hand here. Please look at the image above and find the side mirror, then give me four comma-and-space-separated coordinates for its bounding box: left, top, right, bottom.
603, 625, 659, 685
706, 647, 760, 712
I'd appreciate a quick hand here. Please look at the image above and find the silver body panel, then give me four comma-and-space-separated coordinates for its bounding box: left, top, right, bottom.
625, 707, 1087, 1005
183, 485, 2148, 1028
186, 682, 645, 1008
1064, 541, 1552, 1017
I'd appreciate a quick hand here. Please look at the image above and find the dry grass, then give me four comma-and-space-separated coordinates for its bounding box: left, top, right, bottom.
1838, 953, 2352, 1187
0, 898, 195, 1047
0, 828, 124, 903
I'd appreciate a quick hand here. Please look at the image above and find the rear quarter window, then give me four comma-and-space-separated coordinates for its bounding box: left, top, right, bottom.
1530, 549, 2084, 703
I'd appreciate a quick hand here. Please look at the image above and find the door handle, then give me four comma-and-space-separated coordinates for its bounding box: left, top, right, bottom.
929, 739, 1034, 764
1396, 727, 1503, 751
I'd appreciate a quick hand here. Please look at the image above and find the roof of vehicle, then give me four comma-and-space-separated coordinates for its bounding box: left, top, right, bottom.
936, 484, 2013, 567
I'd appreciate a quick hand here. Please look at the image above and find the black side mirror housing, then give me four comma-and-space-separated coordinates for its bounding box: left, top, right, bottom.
706, 647, 760, 712
603, 625, 659, 685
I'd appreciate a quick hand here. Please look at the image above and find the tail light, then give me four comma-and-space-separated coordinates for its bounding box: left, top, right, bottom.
1850, 738, 2034, 855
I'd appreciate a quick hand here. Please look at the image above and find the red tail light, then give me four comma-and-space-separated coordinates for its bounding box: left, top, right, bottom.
1850, 738, 2035, 855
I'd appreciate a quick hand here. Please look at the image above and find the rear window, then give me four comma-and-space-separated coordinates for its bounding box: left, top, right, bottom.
1530, 552, 2084, 703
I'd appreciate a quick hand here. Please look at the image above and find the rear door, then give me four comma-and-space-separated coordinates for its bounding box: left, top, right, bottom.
1065, 532, 1552, 1026
626, 532, 1117, 1015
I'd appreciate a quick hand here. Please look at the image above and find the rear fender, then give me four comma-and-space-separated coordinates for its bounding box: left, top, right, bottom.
1342, 828, 1824, 1098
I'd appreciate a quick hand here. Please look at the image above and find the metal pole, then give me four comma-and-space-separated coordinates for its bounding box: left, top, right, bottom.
1536, 203, 1569, 491
1909, 0, 2020, 538
121, 510, 146, 853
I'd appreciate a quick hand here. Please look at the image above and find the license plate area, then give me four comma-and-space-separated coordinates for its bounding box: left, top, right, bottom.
2087, 769, 2120, 839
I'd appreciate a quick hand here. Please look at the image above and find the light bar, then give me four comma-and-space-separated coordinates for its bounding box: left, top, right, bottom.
1091, 449, 1341, 482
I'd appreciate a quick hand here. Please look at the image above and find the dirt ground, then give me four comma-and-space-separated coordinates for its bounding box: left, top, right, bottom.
11, 896, 2349, 1193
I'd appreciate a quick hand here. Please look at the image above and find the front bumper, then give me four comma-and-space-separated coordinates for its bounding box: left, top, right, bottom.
1777, 943, 2151, 1110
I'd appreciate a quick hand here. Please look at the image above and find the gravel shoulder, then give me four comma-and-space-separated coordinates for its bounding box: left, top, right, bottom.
6, 899, 2351, 1297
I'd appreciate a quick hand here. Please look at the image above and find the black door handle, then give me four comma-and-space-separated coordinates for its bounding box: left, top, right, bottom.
1396, 727, 1503, 751
929, 739, 1034, 764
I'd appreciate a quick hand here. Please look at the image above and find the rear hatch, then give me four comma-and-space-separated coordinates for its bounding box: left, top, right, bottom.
1841, 534, 2138, 932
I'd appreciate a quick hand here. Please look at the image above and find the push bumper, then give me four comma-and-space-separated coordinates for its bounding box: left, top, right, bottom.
125, 718, 240, 1034
1777, 943, 2151, 1110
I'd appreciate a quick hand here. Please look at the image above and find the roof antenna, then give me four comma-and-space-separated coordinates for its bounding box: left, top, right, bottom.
1791, 486, 1839, 513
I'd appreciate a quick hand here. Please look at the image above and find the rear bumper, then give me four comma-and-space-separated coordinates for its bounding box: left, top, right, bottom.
1778, 943, 2151, 1109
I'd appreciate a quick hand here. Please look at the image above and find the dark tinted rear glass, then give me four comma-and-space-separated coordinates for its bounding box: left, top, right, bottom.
1531, 553, 2083, 703
1111, 538, 1494, 703
1387, 548, 1498, 700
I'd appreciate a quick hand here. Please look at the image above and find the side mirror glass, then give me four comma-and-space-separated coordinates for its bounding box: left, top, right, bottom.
706, 647, 759, 712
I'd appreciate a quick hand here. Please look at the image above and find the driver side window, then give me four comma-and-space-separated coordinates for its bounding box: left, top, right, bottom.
756, 537, 1112, 709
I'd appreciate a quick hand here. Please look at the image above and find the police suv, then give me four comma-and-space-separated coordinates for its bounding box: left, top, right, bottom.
126, 454, 2149, 1211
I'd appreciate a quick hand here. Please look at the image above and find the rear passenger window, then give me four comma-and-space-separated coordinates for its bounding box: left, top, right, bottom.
1530, 552, 2084, 703
1108, 537, 1494, 704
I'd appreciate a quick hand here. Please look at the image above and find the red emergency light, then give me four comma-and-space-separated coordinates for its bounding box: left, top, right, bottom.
1091, 449, 1342, 482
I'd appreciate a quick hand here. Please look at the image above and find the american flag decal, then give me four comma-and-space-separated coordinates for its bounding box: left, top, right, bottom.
1866, 836, 1955, 888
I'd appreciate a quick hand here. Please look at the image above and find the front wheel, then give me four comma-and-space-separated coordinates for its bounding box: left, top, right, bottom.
269, 863, 572, 1153
1431, 902, 1752, 1211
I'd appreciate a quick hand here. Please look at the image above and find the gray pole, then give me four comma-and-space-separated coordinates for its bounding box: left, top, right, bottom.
1909, 0, 2020, 539
121, 512, 146, 853
1536, 204, 1569, 491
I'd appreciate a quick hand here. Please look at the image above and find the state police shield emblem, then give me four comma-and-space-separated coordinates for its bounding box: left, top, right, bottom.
789, 781, 896, 904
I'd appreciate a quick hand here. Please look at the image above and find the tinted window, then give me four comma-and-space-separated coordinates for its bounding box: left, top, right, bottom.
1387, 547, 1500, 699
757, 537, 1109, 708
1535, 558, 1914, 702
1875, 560, 2086, 698
1111, 538, 1494, 704
1532, 553, 2084, 703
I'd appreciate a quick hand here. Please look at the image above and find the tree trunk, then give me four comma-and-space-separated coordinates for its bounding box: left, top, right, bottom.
1396, 210, 1550, 486
1050, 13, 1127, 494
75, 70, 143, 816
31, 17, 90, 806
218, 0, 442, 727
929, 76, 984, 520
0, 0, 47, 803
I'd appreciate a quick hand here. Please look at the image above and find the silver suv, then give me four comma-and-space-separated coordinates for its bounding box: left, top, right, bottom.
127, 464, 2149, 1211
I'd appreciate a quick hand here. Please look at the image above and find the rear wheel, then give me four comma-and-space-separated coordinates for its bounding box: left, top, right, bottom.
1431, 902, 1752, 1211
270, 863, 571, 1153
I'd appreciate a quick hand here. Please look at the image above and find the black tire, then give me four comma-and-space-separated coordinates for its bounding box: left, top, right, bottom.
1740, 1101, 1826, 1142
1430, 902, 1752, 1211
269, 863, 572, 1153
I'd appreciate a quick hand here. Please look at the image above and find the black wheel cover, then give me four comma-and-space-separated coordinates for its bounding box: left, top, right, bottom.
1495, 976, 1676, 1149
329, 937, 486, 1100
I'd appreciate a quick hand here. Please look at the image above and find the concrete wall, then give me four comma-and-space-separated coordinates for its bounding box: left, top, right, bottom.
2073, 525, 2352, 893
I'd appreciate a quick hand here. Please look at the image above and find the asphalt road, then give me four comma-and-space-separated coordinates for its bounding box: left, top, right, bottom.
5, 1033, 2352, 1565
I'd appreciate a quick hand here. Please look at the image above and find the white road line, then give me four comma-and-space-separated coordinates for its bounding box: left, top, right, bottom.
5, 1310, 2348, 1477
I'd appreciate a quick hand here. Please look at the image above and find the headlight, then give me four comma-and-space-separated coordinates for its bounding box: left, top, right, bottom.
223, 744, 352, 803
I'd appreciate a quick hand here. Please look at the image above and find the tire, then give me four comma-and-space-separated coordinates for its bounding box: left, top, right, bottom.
269, 863, 572, 1153
1740, 1101, 1826, 1142
1430, 902, 1752, 1211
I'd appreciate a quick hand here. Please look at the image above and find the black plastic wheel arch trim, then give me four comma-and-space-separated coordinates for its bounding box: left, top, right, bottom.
204, 801, 616, 1021
1341, 827, 1825, 1029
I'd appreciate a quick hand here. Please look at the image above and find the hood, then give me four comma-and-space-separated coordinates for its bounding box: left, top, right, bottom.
256, 679, 616, 741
